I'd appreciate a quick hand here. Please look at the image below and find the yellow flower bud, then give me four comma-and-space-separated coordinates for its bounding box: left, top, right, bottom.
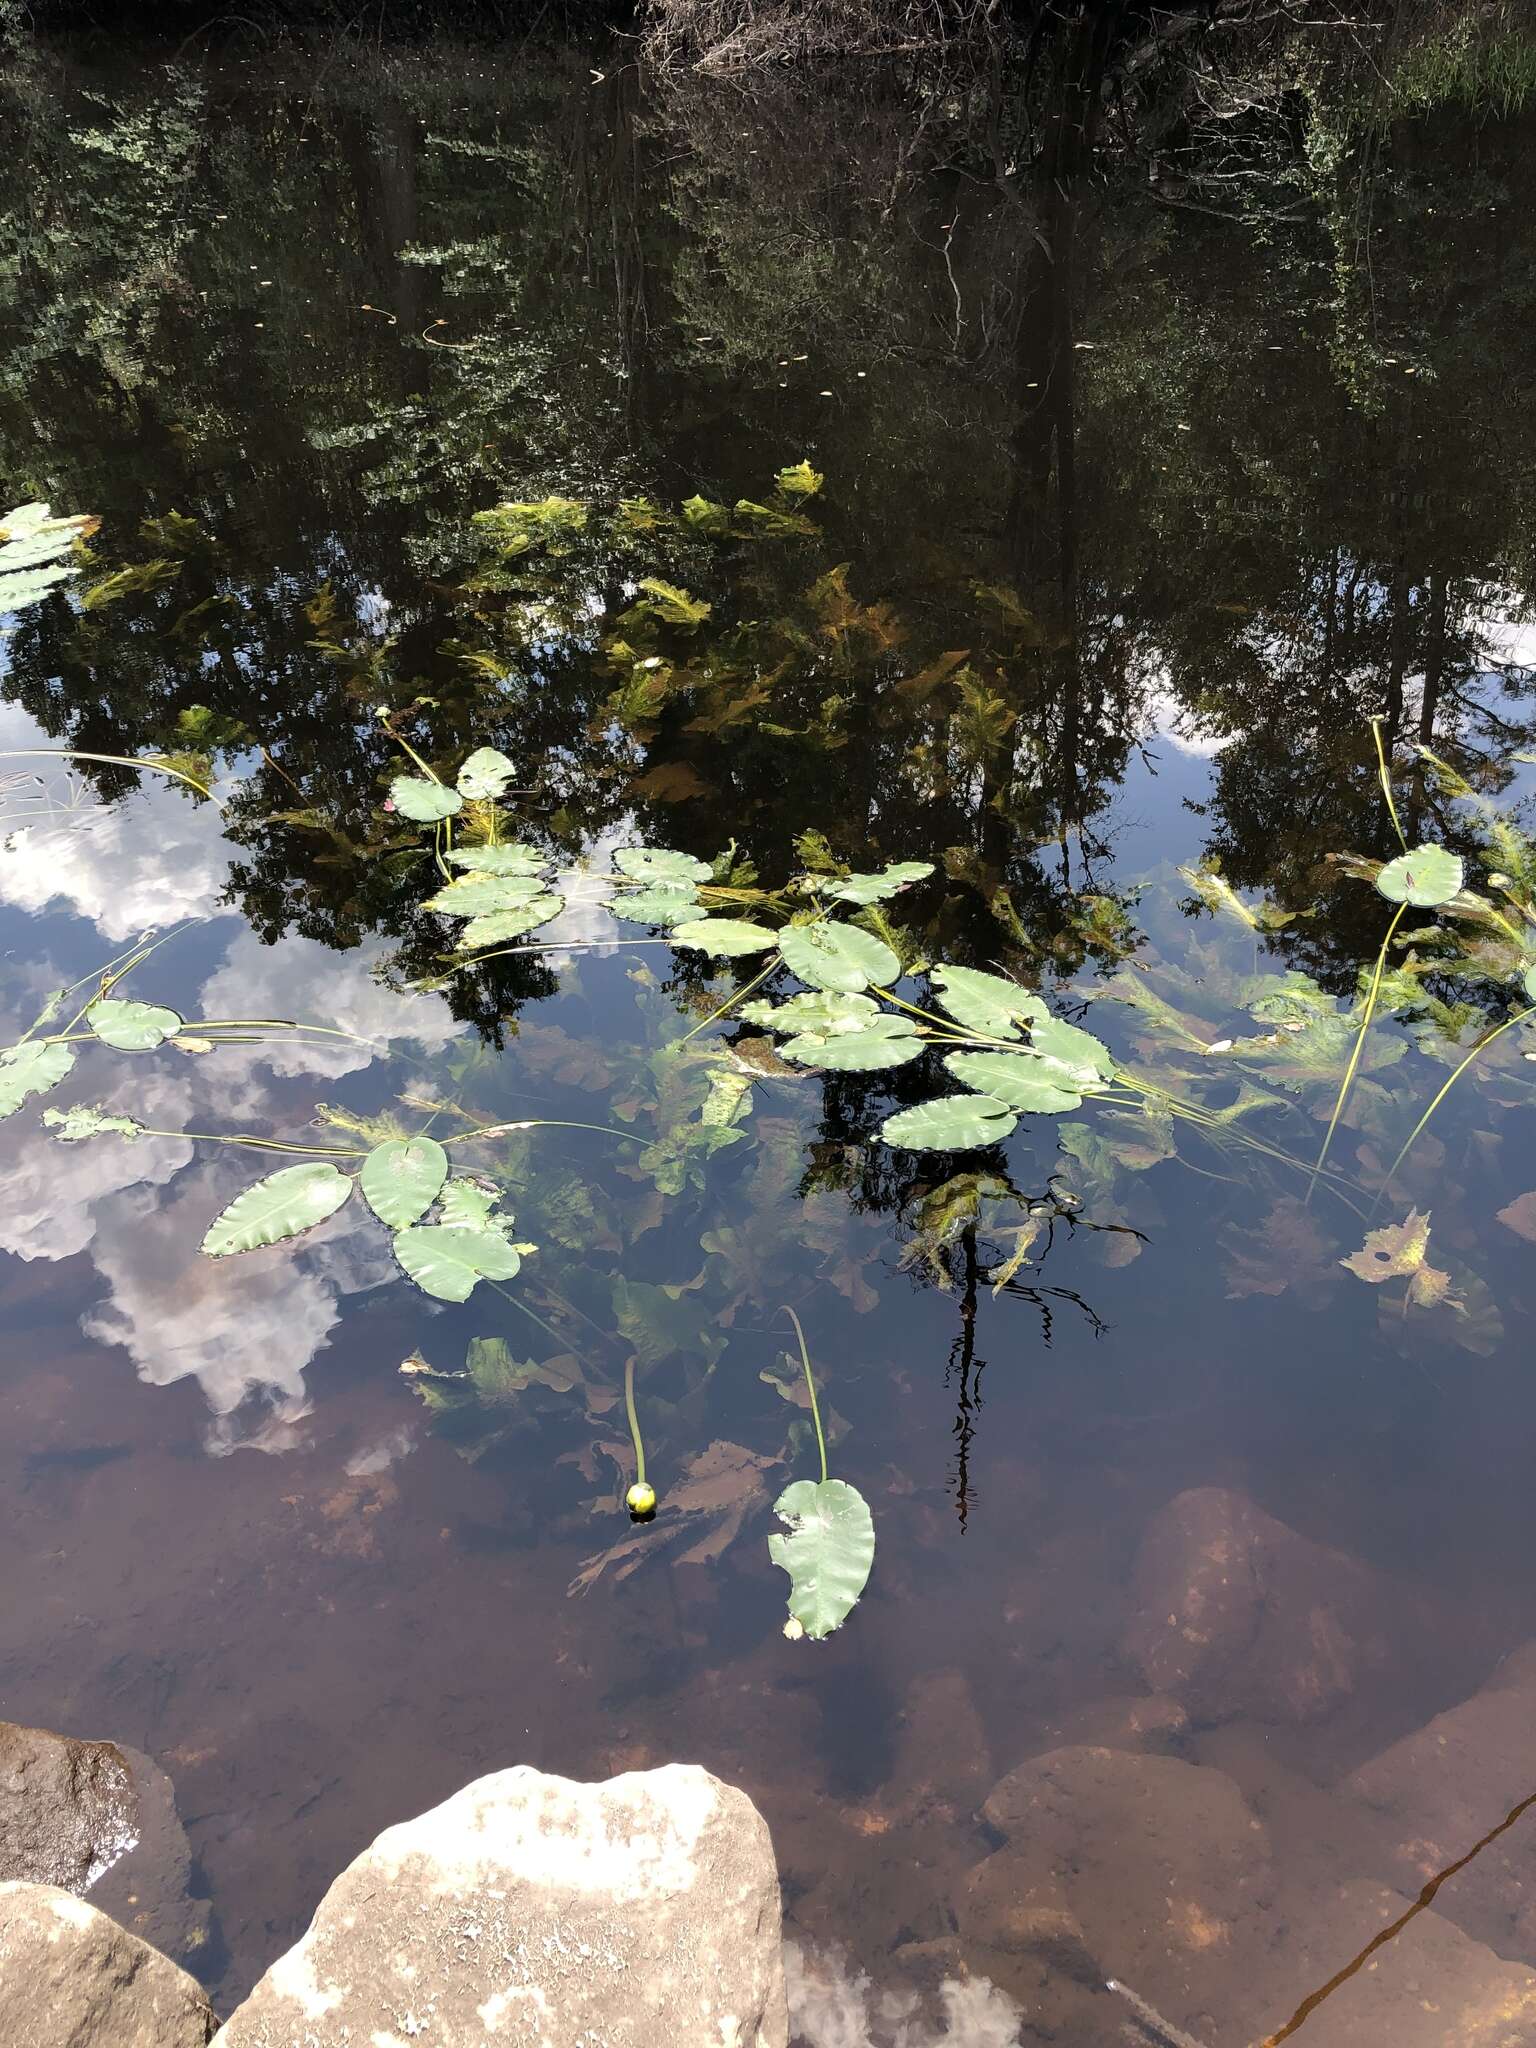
626, 1482, 657, 1516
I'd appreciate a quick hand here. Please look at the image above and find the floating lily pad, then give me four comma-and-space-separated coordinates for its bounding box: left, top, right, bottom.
671, 918, 778, 957
455, 746, 516, 800
879, 1093, 1018, 1150
811, 862, 934, 905
929, 966, 1045, 1040
769, 1478, 875, 1640
390, 775, 462, 823
613, 847, 713, 884
87, 998, 182, 1051
0, 1040, 75, 1119
201, 1162, 354, 1256
943, 1051, 1084, 1112
611, 886, 702, 926
456, 897, 564, 948
360, 1137, 449, 1229
394, 1223, 526, 1302
42, 1105, 144, 1142
445, 843, 548, 876
781, 1014, 924, 1070
1375, 844, 1464, 908
423, 873, 551, 917
741, 991, 880, 1034
779, 922, 899, 993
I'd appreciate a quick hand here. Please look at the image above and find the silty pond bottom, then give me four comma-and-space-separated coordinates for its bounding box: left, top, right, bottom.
5, 19, 1536, 2044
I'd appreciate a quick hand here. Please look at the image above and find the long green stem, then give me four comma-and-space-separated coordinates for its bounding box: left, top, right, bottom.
486, 1277, 568, 1350
624, 1353, 647, 1488
678, 955, 781, 1045
1376, 1004, 1536, 1206
1309, 902, 1407, 1201
781, 1304, 827, 1484
1370, 716, 1408, 854
0, 748, 222, 806
138, 1128, 367, 1156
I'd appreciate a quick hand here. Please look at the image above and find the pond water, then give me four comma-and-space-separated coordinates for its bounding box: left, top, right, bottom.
5, 24, 1536, 2046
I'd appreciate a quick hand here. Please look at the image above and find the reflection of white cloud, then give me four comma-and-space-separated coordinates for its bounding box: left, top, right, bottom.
0, 792, 231, 938
345, 1425, 416, 1476
80, 1161, 397, 1453
1146, 685, 1226, 760
786, 1944, 1021, 2048
198, 929, 467, 1084
0, 1066, 194, 1262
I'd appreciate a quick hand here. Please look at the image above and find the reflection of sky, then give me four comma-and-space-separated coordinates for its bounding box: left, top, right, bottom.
0, 765, 470, 1451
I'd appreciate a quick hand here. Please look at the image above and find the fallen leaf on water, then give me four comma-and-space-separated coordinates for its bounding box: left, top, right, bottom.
1341, 1209, 1433, 1284
1496, 1191, 1536, 1244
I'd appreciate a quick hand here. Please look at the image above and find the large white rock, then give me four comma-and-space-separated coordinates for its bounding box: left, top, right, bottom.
0, 1879, 217, 2047
215, 1763, 788, 2047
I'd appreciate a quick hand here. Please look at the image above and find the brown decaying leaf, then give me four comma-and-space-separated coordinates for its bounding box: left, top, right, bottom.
1340, 1209, 1433, 1284
1496, 1191, 1536, 1244
567, 1440, 773, 1595
1222, 1197, 1338, 1304
630, 760, 710, 803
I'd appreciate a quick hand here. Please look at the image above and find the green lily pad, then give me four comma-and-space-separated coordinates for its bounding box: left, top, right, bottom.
394, 1224, 526, 1302
812, 862, 935, 905
781, 1014, 925, 1070
456, 897, 564, 948
390, 775, 462, 823
1376, 844, 1464, 908
438, 1179, 500, 1230
611, 886, 703, 926
769, 1478, 875, 1640
455, 746, 516, 800
880, 1093, 1018, 1150
201, 1162, 354, 1256
614, 847, 713, 884
360, 1137, 449, 1229
445, 843, 548, 875
42, 1104, 145, 1141
943, 1051, 1084, 1111
1526, 962, 1536, 1005
779, 922, 899, 994
87, 998, 183, 1051
671, 918, 779, 957
741, 991, 880, 1034
1027, 1015, 1115, 1088
422, 873, 552, 917
0, 1039, 75, 1119
930, 965, 1045, 1040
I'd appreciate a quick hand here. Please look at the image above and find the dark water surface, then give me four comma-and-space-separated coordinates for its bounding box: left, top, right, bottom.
5, 27, 1536, 2045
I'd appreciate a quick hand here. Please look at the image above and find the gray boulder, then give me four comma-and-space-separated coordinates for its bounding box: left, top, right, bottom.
216, 1762, 788, 2047
0, 1721, 137, 1892
0, 1879, 217, 2047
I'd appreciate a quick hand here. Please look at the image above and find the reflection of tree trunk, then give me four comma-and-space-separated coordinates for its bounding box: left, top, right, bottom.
344, 101, 423, 398
1385, 552, 1410, 734
1420, 571, 1447, 744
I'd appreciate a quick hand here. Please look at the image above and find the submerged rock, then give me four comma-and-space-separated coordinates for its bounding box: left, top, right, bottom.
0, 1720, 137, 1892
1121, 1487, 1396, 1726
215, 1762, 787, 2047
0, 1879, 217, 2047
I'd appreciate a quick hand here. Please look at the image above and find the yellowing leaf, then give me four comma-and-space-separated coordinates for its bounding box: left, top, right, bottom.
1340, 1210, 1432, 1284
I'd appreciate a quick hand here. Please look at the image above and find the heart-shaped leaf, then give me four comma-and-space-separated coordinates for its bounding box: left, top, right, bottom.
394, 1224, 525, 1301
880, 1093, 1018, 1150
930, 965, 1045, 1039
811, 861, 935, 905
779, 921, 899, 993
0, 1039, 75, 1119
446, 843, 548, 876
671, 918, 778, 957
611, 886, 702, 926
360, 1137, 449, 1228
455, 746, 516, 800
769, 1478, 875, 1640
614, 847, 713, 884
456, 897, 564, 948
1375, 844, 1464, 908
390, 774, 462, 823
201, 1162, 354, 1256
943, 1051, 1083, 1111
87, 998, 183, 1051
781, 1014, 924, 1070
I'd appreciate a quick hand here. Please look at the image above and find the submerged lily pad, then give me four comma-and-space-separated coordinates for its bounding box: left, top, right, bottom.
768, 1478, 875, 1640
87, 998, 182, 1051
201, 1162, 354, 1256
1375, 844, 1464, 908
390, 774, 462, 823
880, 1093, 1018, 1150
779, 921, 899, 993
42, 1104, 145, 1141
0, 1039, 75, 1119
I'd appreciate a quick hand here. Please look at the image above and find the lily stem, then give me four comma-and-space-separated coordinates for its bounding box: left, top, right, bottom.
781, 1303, 828, 1485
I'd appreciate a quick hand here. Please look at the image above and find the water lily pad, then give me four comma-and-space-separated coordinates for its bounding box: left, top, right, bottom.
741, 991, 880, 1034
0, 1039, 75, 1119
930, 966, 1045, 1039
394, 1223, 525, 1302
446, 843, 548, 876
880, 1093, 1018, 1149
611, 886, 702, 926
42, 1104, 144, 1141
671, 918, 778, 957
439, 1179, 500, 1230
781, 1014, 924, 1070
455, 897, 564, 948
360, 1137, 449, 1228
87, 998, 182, 1051
390, 774, 462, 823
943, 1051, 1083, 1111
779, 921, 899, 993
201, 1162, 354, 1256
455, 746, 516, 800
1027, 1015, 1115, 1088
423, 873, 551, 917
1524, 961, 1536, 1005
811, 862, 935, 905
768, 1478, 875, 1640
1375, 844, 1464, 908
614, 847, 713, 885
